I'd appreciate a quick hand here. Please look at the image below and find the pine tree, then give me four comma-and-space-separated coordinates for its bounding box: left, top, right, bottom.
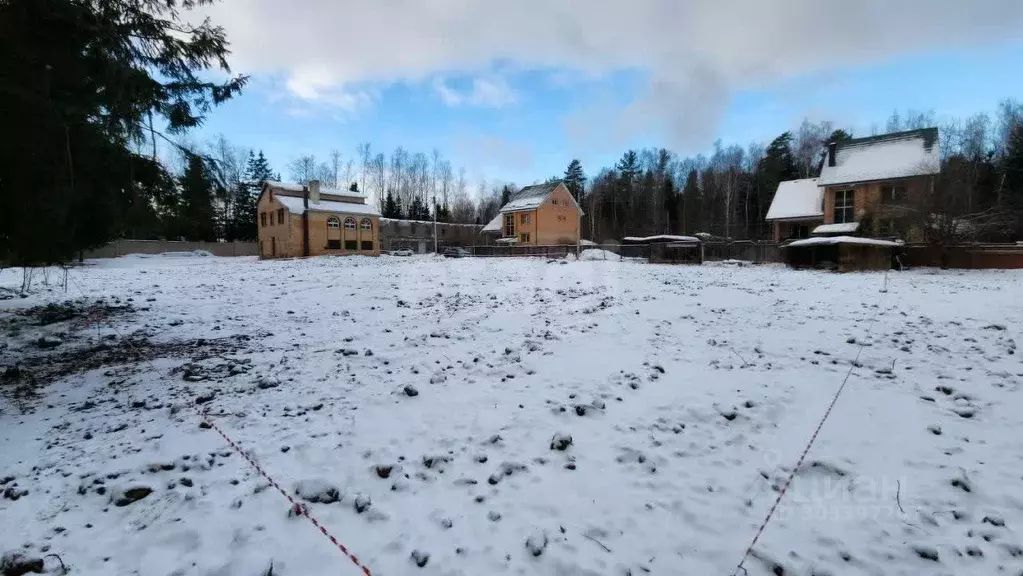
232, 150, 273, 240
179, 155, 217, 241
407, 196, 429, 221
756, 132, 799, 229
681, 169, 702, 234
564, 159, 586, 202
0, 0, 245, 265
500, 185, 512, 207
1004, 122, 1023, 237
382, 189, 402, 219
349, 182, 359, 193
662, 178, 679, 234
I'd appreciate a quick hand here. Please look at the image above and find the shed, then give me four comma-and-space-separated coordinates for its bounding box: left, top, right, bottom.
782, 236, 901, 272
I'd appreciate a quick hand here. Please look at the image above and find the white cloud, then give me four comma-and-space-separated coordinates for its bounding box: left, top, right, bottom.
202, 0, 1023, 150
433, 76, 518, 108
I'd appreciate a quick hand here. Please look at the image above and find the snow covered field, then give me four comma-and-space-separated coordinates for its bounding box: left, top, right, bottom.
2, 254, 1022, 576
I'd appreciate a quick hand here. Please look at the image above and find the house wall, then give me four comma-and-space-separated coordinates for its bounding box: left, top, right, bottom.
772, 219, 822, 242
822, 176, 932, 229
304, 212, 380, 257
257, 191, 295, 258
377, 220, 488, 252
535, 184, 581, 245
257, 189, 380, 258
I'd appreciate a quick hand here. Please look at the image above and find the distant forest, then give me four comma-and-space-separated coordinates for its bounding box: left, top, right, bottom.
3, 0, 1022, 267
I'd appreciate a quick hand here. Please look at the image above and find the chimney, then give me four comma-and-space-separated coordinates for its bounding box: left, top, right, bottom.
308, 179, 321, 203
827, 142, 837, 167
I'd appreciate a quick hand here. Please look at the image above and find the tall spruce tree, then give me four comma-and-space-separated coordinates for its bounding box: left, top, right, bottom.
756, 132, 799, 226
662, 178, 680, 234
179, 155, 217, 241
564, 159, 586, 202
1004, 123, 1023, 237
382, 190, 402, 218
500, 185, 513, 207
233, 150, 273, 240
681, 169, 702, 234
0, 0, 245, 264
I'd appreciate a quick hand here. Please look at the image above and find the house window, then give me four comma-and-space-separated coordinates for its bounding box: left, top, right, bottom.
793, 224, 810, 239
552, 198, 558, 206
277, 208, 285, 223
881, 185, 907, 203
520, 232, 530, 243
327, 239, 341, 249
833, 190, 855, 223
504, 214, 514, 236
521, 213, 531, 225
344, 217, 356, 230
344, 240, 357, 250
361, 241, 373, 251
360, 218, 372, 231
261, 212, 267, 227
327, 217, 340, 229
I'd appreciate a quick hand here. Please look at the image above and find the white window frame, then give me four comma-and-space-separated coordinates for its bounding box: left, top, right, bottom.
344, 217, 357, 230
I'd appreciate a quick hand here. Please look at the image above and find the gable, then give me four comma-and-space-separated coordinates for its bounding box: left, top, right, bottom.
542, 183, 584, 215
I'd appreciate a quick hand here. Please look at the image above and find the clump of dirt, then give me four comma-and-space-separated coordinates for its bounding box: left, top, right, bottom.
2, 297, 266, 409
17, 299, 135, 327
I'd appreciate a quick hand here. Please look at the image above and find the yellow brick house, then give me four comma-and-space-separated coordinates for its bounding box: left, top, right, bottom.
480, 181, 583, 245
256, 180, 381, 258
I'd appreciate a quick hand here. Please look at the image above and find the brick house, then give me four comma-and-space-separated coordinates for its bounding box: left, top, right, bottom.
766, 127, 940, 242
480, 181, 583, 245
256, 180, 381, 258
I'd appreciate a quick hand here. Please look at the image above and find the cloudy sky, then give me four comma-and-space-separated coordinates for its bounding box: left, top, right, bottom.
192, 0, 1023, 189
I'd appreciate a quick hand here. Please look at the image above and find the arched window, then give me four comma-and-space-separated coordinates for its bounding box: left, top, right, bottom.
360, 218, 372, 231
344, 217, 357, 230
327, 217, 340, 229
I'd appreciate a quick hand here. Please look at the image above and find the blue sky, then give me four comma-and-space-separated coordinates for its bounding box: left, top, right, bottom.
190, 3, 1023, 196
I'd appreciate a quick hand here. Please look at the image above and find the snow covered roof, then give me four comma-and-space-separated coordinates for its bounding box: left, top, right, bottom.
500, 182, 561, 212
264, 180, 367, 199
275, 195, 381, 217
495, 237, 519, 244
783, 236, 902, 248
622, 235, 701, 244
765, 178, 824, 221
818, 128, 940, 187
813, 222, 859, 235
495, 181, 584, 216
481, 213, 504, 234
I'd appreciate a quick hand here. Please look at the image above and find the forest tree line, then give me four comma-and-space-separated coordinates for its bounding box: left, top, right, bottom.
3, 0, 1021, 268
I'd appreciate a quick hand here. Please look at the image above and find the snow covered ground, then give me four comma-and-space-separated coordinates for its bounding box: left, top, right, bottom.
1, 254, 1022, 576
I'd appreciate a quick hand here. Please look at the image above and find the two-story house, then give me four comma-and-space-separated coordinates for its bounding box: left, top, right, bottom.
766, 127, 940, 242
481, 181, 583, 245
816, 127, 940, 238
